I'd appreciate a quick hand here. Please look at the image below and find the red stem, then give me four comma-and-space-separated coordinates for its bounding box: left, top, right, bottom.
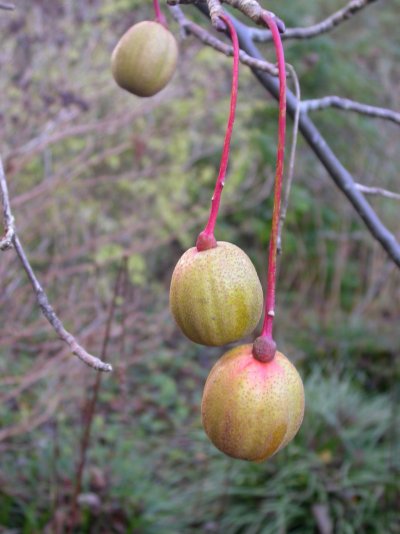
197, 14, 239, 250
153, 0, 167, 25
260, 13, 287, 339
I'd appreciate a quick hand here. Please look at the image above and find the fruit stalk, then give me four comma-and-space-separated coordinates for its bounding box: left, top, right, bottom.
153, 0, 167, 25
196, 14, 239, 251
259, 13, 287, 341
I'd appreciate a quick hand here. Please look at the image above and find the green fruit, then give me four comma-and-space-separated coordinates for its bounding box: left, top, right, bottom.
111, 21, 178, 97
201, 344, 305, 462
169, 242, 263, 346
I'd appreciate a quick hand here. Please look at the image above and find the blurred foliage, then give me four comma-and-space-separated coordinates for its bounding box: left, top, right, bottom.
0, 0, 399, 532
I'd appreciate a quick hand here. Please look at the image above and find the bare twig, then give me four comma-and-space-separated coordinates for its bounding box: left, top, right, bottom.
0, 156, 112, 372
223, 0, 285, 31
278, 65, 301, 254
169, 5, 278, 75
301, 96, 400, 126
0, 2, 14, 11
249, 0, 378, 42
70, 258, 126, 531
0, 159, 15, 250
206, 0, 225, 30
168, 0, 285, 31
355, 183, 400, 201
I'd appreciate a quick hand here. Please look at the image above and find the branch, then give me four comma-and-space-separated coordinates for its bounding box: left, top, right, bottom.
0, 2, 14, 10
237, 18, 400, 268
193, 4, 400, 268
169, 5, 279, 76
0, 157, 112, 372
249, 0, 379, 42
301, 96, 400, 126
168, 0, 286, 31
0, 159, 15, 250
355, 183, 400, 201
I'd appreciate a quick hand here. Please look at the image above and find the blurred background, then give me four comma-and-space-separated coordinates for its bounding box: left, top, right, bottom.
0, 0, 399, 532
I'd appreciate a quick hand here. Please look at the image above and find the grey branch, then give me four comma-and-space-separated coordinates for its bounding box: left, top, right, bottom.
0, 157, 112, 372
168, 0, 285, 31
222, 0, 285, 31
301, 96, 400, 126
249, 0, 379, 42
355, 184, 400, 201
235, 15, 400, 269
0, 2, 14, 10
0, 160, 15, 250
169, 5, 278, 76
206, 0, 225, 30
193, 4, 400, 268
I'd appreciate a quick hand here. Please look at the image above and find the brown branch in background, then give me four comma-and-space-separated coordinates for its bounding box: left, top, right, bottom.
301, 96, 400, 126
0, 395, 60, 442
355, 184, 400, 201
5, 95, 171, 179
169, 5, 279, 76
0, 156, 112, 372
69, 258, 127, 532
249, 0, 379, 42
352, 258, 395, 316
277, 64, 301, 254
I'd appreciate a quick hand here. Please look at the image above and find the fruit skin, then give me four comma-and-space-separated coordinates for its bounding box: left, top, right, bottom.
201, 344, 304, 462
170, 242, 263, 346
111, 21, 178, 97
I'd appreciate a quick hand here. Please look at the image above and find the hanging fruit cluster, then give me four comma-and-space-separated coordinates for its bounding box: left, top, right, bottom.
111, 2, 304, 462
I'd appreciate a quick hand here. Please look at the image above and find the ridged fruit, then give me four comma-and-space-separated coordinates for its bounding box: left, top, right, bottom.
111, 21, 178, 97
170, 242, 263, 346
201, 344, 304, 462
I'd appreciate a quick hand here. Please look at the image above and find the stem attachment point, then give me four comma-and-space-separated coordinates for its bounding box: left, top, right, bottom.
196, 231, 217, 251
252, 335, 277, 363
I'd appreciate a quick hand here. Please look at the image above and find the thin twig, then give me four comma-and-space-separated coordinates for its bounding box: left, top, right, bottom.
0, 159, 15, 250
69, 259, 126, 531
0, 156, 112, 372
301, 96, 400, 126
352, 258, 394, 317
249, 0, 378, 42
0, 2, 15, 11
355, 183, 400, 201
278, 64, 301, 254
169, 5, 279, 76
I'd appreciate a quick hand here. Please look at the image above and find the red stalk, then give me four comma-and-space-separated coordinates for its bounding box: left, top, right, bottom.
196, 14, 239, 251
153, 0, 167, 26
259, 13, 287, 340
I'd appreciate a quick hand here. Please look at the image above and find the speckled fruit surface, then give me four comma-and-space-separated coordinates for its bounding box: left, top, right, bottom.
201, 344, 305, 462
169, 242, 263, 346
111, 21, 178, 97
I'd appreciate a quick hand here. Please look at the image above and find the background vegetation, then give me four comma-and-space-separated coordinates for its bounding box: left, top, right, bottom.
0, 0, 399, 532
